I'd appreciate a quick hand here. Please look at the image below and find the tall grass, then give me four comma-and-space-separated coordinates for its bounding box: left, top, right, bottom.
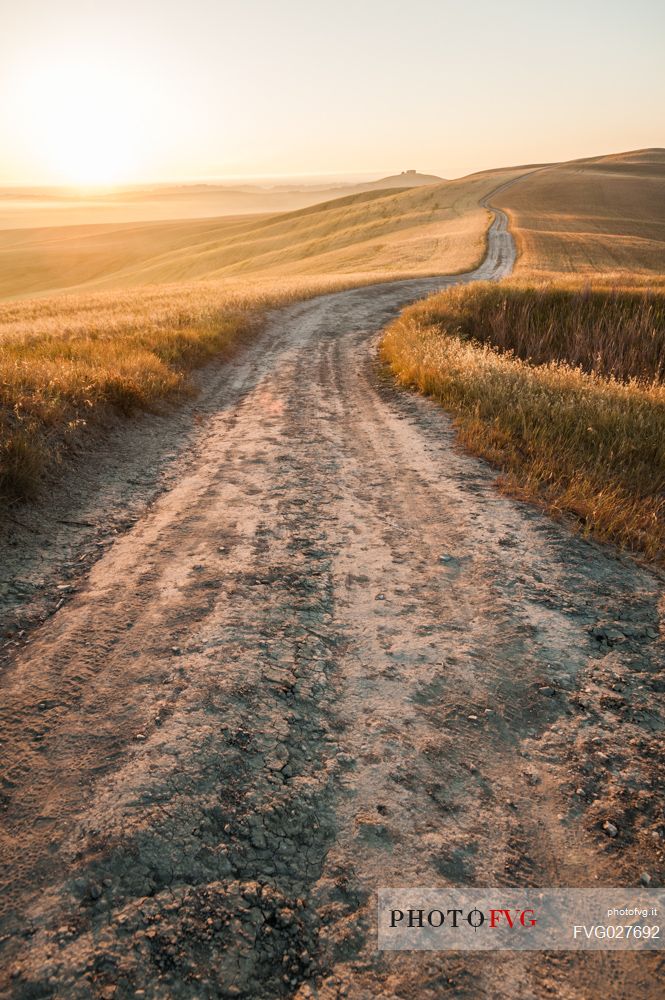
421, 284, 665, 382
381, 283, 665, 559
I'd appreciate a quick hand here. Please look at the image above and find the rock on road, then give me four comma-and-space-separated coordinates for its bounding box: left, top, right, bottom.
0, 200, 663, 999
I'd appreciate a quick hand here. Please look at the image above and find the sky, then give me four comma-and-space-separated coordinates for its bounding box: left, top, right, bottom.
0, 0, 663, 186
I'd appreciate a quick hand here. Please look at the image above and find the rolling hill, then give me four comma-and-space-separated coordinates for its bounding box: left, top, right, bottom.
494, 148, 665, 279
2, 148, 663, 302
0, 168, 521, 300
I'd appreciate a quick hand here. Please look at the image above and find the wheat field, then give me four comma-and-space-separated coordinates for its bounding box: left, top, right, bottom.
495, 148, 665, 279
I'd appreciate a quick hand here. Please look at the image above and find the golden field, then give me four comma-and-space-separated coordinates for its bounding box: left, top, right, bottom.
0, 168, 524, 301
381, 283, 665, 559
495, 148, 665, 279
0, 165, 531, 500
0, 165, 530, 500
3, 148, 665, 519
4, 150, 661, 517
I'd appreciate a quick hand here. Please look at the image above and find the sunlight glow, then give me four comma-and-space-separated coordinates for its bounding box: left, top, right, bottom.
1, 0, 662, 187
12, 55, 149, 186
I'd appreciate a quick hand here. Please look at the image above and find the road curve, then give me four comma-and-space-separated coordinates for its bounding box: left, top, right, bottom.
0, 191, 662, 998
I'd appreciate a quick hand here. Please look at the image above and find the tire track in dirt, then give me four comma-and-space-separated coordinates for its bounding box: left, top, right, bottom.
0, 186, 663, 998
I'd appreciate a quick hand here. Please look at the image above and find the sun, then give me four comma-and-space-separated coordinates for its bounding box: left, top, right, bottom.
13, 55, 148, 187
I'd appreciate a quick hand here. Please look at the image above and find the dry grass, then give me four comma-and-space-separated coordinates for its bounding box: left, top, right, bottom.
418, 283, 665, 382
0, 169, 525, 301
495, 148, 665, 279
381, 283, 665, 559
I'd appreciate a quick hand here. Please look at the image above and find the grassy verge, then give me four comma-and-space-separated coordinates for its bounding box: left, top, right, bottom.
380, 283, 665, 559
0, 276, 369, 502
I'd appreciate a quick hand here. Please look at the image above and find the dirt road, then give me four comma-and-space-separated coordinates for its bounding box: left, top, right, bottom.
0, 200, 663, 998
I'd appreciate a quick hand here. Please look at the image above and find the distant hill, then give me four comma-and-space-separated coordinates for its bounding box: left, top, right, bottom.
358, 171, 444, 191
0, 172, 444, 230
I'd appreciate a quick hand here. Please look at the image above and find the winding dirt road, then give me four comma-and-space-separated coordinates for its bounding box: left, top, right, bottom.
0, 197, 663, 999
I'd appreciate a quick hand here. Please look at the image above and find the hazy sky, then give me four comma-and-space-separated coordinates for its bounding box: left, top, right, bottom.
1, 0, 663, 185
